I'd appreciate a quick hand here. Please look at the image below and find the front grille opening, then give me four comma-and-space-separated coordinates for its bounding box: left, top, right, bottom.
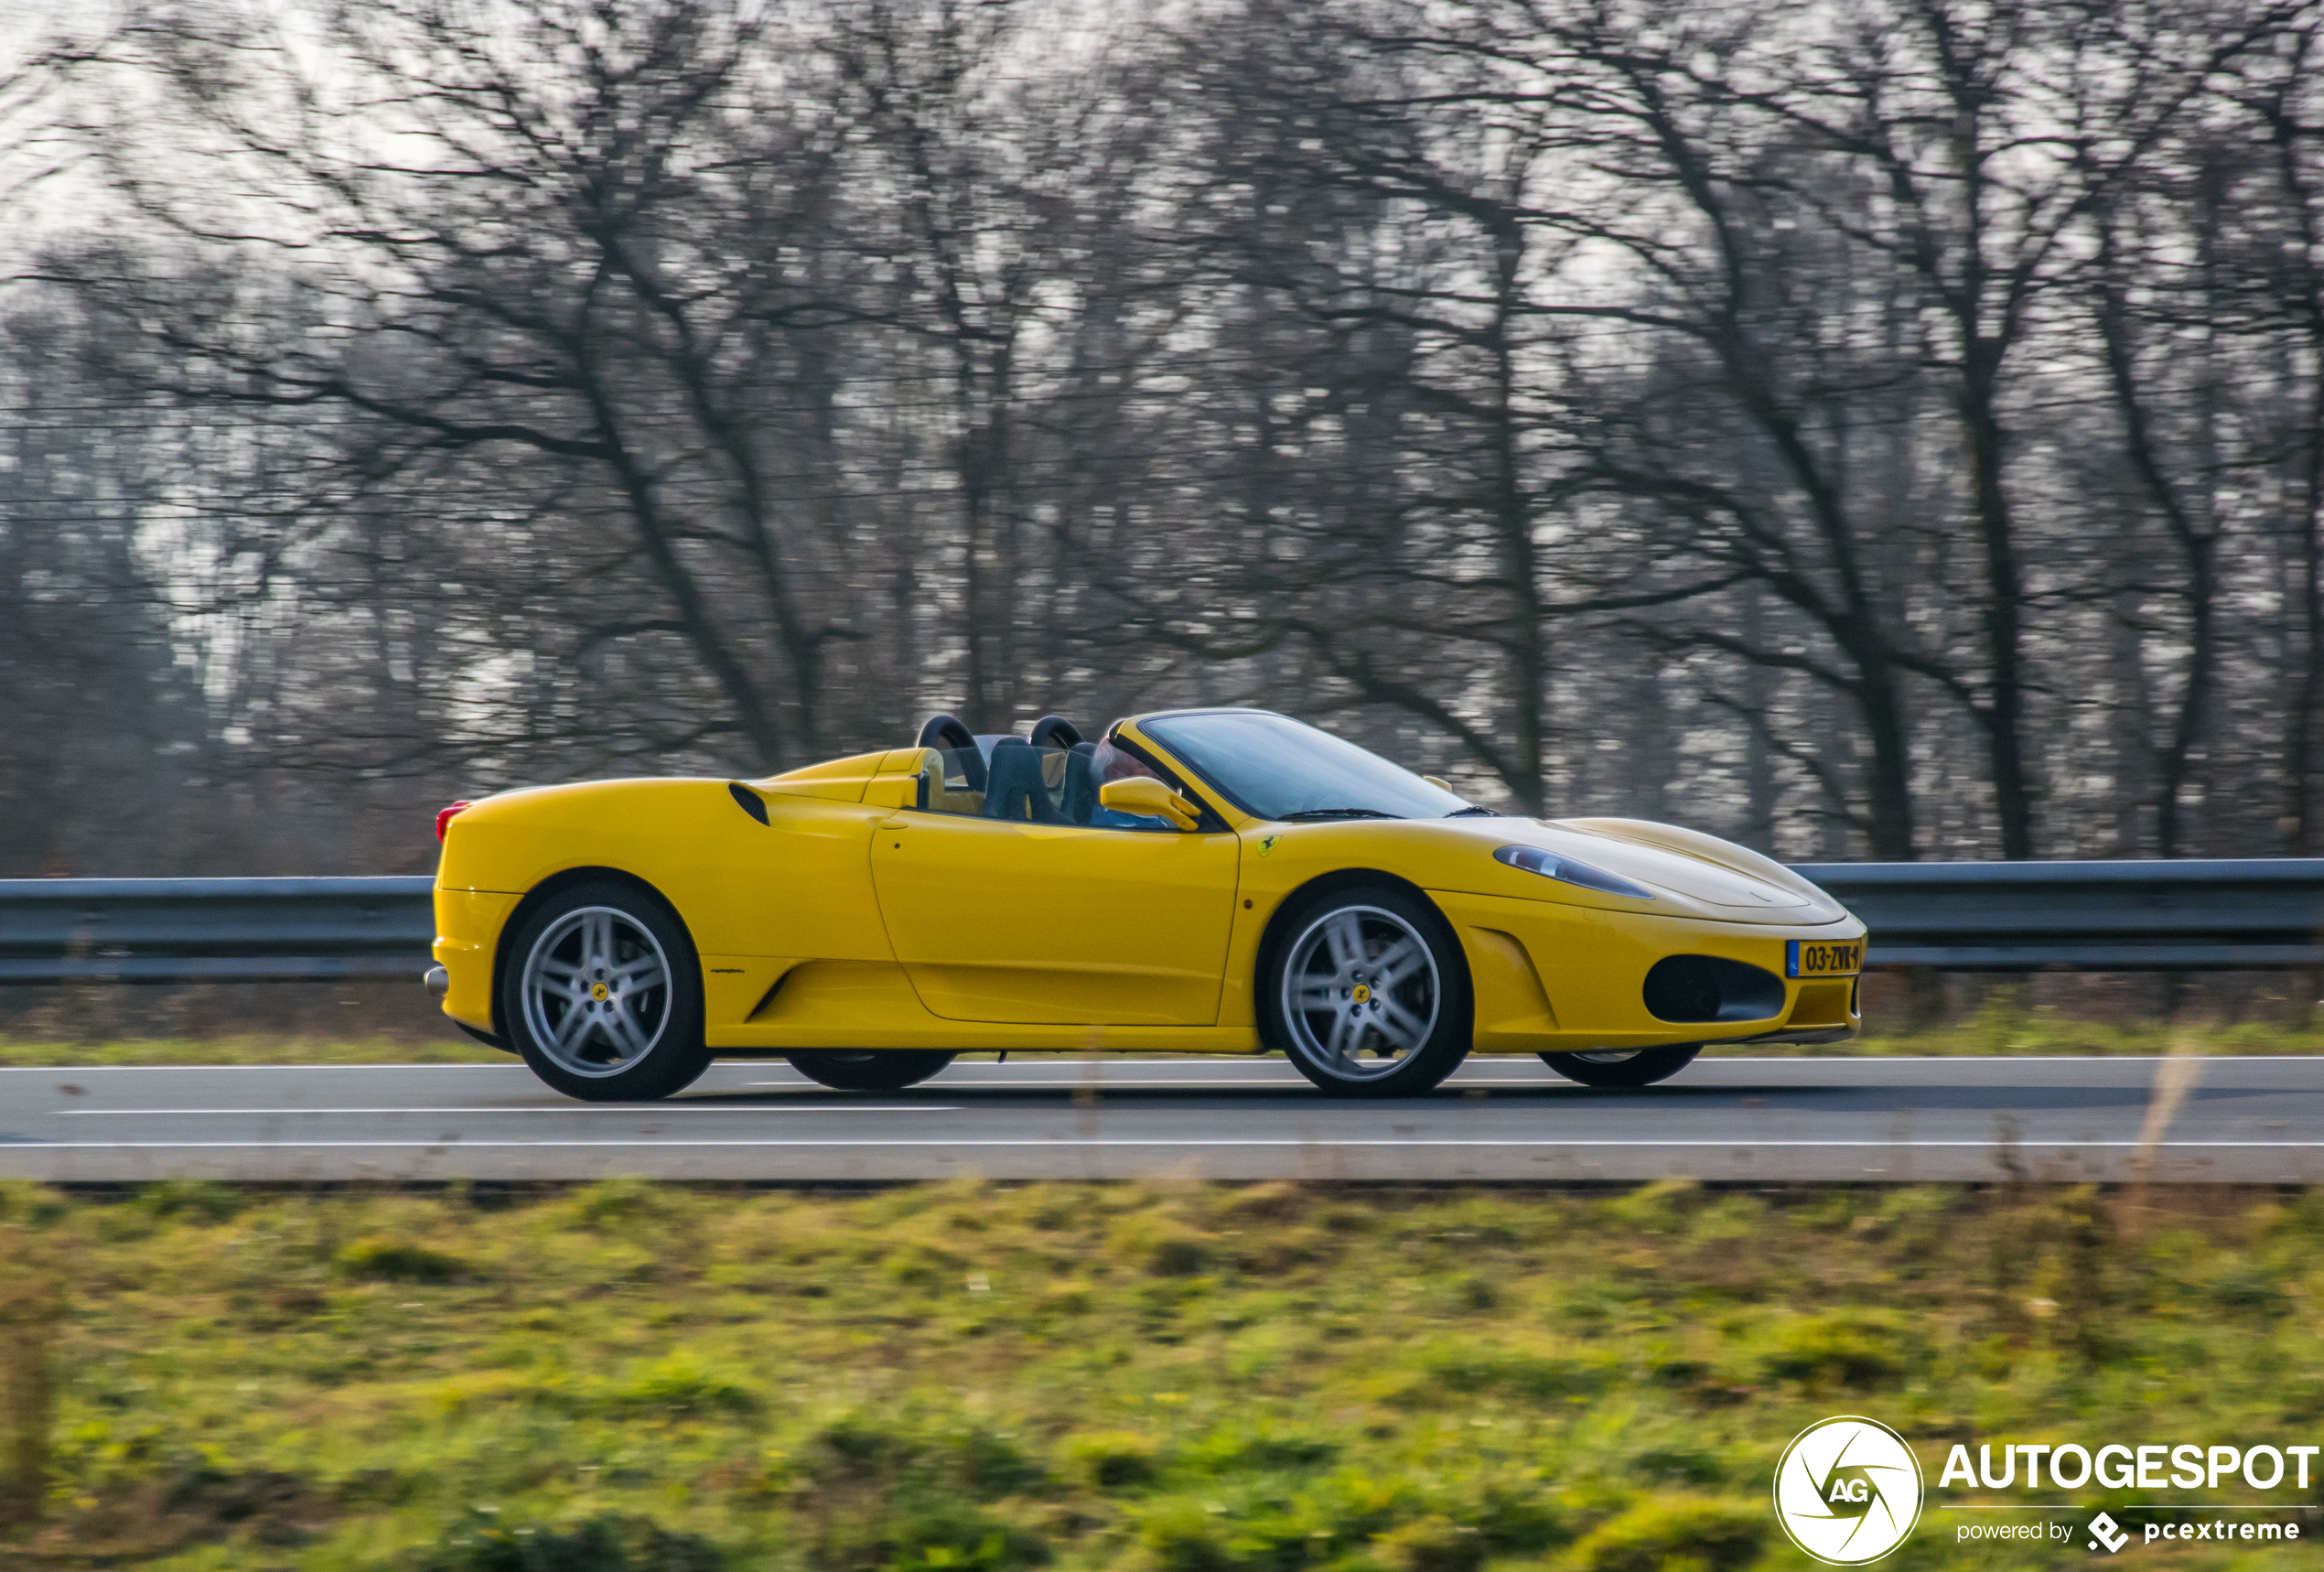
1641, 954, 1786, 1023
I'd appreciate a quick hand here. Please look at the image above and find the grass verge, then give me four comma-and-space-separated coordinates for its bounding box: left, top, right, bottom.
0, 1037, 509, 1069
5, 1010, 2324, 1068
0, 1179, 2316, 1568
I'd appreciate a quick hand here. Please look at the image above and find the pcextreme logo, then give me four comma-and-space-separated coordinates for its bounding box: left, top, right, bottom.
1773, 1416, 1925, 1565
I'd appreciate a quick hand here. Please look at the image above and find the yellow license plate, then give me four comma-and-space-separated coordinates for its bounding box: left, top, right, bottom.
1787, 939, 1863, 978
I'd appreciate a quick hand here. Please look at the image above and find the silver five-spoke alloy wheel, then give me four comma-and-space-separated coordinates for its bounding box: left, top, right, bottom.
1280, 904, 1441, 1082
518, 906, 672, 1078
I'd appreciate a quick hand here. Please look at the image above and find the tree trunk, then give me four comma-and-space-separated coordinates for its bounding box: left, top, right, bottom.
1961, 362, 2037, 858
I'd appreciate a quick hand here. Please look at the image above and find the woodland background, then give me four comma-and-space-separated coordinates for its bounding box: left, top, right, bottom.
7, 0, 2324, 879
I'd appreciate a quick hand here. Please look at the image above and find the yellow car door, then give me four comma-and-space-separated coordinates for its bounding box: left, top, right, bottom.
870, 808, 1240, 1026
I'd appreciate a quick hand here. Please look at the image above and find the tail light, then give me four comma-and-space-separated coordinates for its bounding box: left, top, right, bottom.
436, 801, 473, 843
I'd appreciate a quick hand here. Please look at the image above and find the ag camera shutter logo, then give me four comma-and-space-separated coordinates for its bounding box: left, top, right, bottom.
1773, 1416, 1923, 1564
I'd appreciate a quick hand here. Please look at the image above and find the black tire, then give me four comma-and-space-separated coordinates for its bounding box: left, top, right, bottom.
1539, 1044, 1702, 1088
786, 1050, 956, 1091
500, 880, 712, 1103
1262, 883, 1472, 1097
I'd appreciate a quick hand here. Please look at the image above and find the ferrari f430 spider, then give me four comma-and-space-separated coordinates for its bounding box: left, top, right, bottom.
427, 709, 1866, 1100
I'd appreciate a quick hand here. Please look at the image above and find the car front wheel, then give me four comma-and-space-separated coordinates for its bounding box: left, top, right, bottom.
1263, 885, 1472, 1096
501, 881, 712, 1102
1539, 1045, 1701, 1088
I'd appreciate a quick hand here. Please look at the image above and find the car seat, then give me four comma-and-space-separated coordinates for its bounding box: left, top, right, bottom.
983, 737, 1064, 823
1061, 741, 1102, 824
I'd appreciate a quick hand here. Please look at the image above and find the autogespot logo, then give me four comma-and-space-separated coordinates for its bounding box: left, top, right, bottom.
1774, 1416, 1925, 1565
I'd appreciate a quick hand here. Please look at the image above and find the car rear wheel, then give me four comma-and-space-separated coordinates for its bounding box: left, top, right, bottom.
1264, 885, 1471, 1096
786, 1050, 956, 1091
501, 882, 712, 1103
1539, 1045, 1701, 1088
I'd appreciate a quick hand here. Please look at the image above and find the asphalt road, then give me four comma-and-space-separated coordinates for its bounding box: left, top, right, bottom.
1, 1054, 2319, 1183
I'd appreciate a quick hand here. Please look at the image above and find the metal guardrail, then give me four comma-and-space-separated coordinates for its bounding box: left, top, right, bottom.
1793, 859, 2324, 971
0, 860, 2319, 983
0, 877, 436, 984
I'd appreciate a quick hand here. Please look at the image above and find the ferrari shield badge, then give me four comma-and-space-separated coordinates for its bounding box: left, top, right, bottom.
1257, 834, 1280, 857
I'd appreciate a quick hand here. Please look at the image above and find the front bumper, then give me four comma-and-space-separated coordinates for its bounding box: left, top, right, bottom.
1431, 888, 1864, 1053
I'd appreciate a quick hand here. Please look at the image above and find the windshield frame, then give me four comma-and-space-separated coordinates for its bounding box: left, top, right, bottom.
1133, 709, 1476, 824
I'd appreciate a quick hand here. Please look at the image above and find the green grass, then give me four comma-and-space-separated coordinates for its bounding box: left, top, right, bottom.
1, 1180, 2319, 1568
3, 1008, 2319, 1067
1844, 996, 2324, 1059
0, 1036, 509, 1069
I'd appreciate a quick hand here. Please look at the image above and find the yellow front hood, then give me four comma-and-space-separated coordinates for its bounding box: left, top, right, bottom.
1532, 816, 1845, 922
1366, 813, 1850, 925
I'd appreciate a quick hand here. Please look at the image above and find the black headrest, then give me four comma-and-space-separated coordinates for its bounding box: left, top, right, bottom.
1028, 715, 1084, 751
917, 713, 984, 792
919, 713, 976, 752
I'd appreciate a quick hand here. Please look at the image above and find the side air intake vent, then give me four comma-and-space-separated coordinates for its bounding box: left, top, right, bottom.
1641, 954, 1785, 1023
727, 781, 769, 825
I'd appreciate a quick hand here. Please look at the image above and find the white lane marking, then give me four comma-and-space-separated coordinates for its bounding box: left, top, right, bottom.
58, 1105, 955, 1116
3, 1138, 2319, 1151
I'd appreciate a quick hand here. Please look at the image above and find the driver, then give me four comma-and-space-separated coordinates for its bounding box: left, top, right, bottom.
1089, 738, 1174, 830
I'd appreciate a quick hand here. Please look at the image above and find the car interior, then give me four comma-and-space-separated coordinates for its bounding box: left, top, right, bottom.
909, 713, 1167, 828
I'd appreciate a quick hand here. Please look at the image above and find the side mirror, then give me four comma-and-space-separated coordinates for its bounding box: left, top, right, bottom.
1100, 776, 1200, 831
1422, 775, 1452, 792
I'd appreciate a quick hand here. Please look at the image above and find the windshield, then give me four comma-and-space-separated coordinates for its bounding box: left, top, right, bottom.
1138, 710, 1475, 822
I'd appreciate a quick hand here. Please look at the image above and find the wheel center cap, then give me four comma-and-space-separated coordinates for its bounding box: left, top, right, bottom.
591, 982, 611, 1002
1350, 983, 1371, 1005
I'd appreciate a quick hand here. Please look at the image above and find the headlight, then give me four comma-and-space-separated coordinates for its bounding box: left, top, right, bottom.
1493, 845, 1656, 899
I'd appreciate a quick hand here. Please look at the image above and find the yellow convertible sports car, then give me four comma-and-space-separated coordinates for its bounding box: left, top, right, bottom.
427, 709, 1866, 1101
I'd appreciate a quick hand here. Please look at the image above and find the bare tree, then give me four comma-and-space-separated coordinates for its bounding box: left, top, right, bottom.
12, 0, 2324, 881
